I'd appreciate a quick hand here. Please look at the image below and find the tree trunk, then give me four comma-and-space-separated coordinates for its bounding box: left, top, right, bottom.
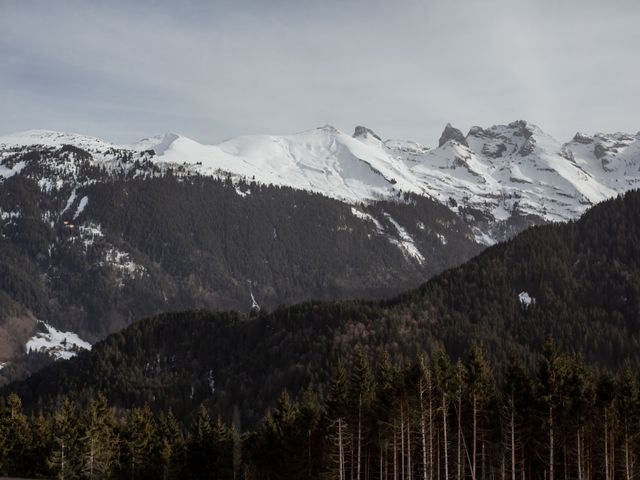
473, 396, 477, 480
394, 419, 398, 480
357, 395, 362, 480
511, 408, 516, 480
336, 418, 346, 480
443, 393, 449, 480
549, 405, 554, 480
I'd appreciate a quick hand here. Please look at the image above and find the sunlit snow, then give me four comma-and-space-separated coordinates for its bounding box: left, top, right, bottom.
26, 321, 92, 360
518, 291, 535, 308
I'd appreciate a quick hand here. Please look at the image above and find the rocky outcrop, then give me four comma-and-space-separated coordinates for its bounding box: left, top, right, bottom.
439, 123, 468, 147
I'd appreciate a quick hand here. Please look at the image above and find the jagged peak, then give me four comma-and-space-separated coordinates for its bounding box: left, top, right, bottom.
353, 125, 382, 141
572, 132, 594, 144
438, 123, 468, 147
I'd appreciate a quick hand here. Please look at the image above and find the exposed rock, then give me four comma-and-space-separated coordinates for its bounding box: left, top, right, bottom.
439, 123, 468, 147
353, 126, 382, 141
482, 143, 507, 158
509, 120, 534, 139
594, 143, 608, 159
572, 132, 593, 144
518, 138, 536, 156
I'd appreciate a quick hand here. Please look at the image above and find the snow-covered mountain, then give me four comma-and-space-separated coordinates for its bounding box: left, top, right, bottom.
2, 121, 637, 243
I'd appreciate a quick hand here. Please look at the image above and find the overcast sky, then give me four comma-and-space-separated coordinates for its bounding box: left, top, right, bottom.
1, 0, 639, 145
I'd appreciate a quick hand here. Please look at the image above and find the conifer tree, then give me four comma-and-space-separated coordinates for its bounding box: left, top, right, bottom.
186, 404, 214, 480
349, 348, 374, 480
124, 404, 158, 480
78, 394, 118, 480
157, 410, 185, 480
0, 393, 31, 476
48, 399, 78, 480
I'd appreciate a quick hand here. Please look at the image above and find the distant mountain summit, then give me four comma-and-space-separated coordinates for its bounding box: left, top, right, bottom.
0, 120, 638, 380
3, 121, 637, 244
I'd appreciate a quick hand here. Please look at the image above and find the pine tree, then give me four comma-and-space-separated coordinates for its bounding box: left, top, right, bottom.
0, 393, 31, 476
211, 416, 234, 479
466, 344, 494, 480
78, 394, 118, 480
186, 404, 214, 479
617, 364, 638, 480
48, 398, 78, 480
124, 404, 158, 480
157, 410, 185, 480
349, 349, 374, 480
432, 350, 452, 480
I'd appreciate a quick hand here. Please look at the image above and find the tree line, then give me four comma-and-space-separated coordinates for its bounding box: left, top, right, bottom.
2, 341, 639, 480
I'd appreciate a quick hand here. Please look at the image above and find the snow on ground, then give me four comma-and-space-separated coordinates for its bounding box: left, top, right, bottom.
0, 210, 20, 221
235, 186, 250, 197
3, 123, 640, 243
351, 207, 384, 233
77, 222, 104, 248
384, 214, 425, 264
25, 321, 91, 360
0, 160, 26, 179
250, 291, 260, 310
61, 188, 77, 215
518, 291, 535, 308
73, 196, 89, 219
103, 248, 145, 281
0, 129, 117, 151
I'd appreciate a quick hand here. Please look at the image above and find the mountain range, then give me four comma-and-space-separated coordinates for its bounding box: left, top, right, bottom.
0, 120, 638, 382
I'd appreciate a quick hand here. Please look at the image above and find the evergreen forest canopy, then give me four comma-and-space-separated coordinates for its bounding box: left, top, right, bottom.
5, 190, 640, 432
1, 342, 639, 480
0, 152, 482, 383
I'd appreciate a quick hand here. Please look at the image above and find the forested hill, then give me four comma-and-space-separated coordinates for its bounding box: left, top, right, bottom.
7, 190, 640, 428
0, 166, 482, 382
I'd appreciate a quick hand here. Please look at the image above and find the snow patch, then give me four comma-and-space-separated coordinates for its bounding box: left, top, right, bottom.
235, 186, 250, 197
26, 321, 91, 360
61, 189, 77, 215
384, 214, 425, 264
518, 291, 535, 308
351, 207, 384, 233
0, 210, 20, 222
102, 248, 145, 284
73, 196, 88, 219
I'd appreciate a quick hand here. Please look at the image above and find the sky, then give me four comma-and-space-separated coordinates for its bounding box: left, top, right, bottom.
1, 0, 639, 146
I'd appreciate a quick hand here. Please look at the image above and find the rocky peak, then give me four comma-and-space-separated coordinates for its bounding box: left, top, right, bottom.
508, 120, 535, 139
353, 125, 382, 141
438, 123, 468, 147
572, 132, 593, 144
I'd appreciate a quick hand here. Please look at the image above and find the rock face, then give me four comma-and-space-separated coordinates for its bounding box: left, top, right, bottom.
438, 123, 468, 147
353, 125, 382, 141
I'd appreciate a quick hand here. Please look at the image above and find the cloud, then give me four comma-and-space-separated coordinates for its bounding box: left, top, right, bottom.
1, 0, 639, 145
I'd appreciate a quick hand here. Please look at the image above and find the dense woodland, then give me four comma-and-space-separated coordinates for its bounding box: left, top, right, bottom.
0, 144, 482, 383
7, 190, 640, 428
2, 343, 640, 480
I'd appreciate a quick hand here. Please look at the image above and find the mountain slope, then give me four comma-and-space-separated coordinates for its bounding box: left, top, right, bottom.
7, 189, 640, 426
0, 158, 480, 381
0, 120, 638, 378
3, 122, 639, 244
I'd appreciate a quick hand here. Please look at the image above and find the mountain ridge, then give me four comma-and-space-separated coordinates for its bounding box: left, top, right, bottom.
3, 120, 638, 244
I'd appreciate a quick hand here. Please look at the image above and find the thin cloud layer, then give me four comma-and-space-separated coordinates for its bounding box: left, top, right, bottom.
1, 0, 639, 145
